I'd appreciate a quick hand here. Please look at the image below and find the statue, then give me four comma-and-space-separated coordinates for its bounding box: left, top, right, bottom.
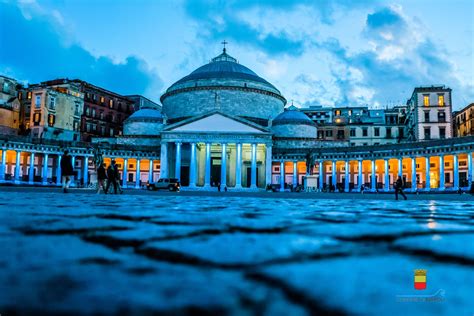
305, 150, 316, 175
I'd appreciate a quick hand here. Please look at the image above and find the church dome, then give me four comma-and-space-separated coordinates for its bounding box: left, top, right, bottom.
272, 105, 317, 139
123, 107, 164, 136
160, 48, 286, 126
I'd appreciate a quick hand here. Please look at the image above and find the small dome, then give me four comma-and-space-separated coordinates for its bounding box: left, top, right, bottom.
272, 105, 315, 127
126, 107, 163, 122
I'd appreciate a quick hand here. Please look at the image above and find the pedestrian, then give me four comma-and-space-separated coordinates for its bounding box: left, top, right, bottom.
217, 182, 221, 192
112, 160, 124, 194
60, 150, 74, 193
224, 186, 227, 192
394, 176, 407, 200
97, 162, 108, 194
105, 163, 118, 194
360, 184, 365, 194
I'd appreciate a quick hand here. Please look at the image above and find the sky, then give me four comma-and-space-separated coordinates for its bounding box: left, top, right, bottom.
0, 0, 473, 110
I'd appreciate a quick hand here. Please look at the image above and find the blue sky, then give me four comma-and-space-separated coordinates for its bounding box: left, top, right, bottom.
0, 0, 472, 109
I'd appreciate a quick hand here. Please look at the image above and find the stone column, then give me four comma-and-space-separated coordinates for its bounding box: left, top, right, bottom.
135, 159, 141, 189
344, 160, 349, 192
175, 142, 181, 182
250, 143, 257, 189
280, 161, 285, 192
358, 160, 363, 191
204, 143, 211, 188
235, 143, 242, 189
292, 161, 297, 187
56, 155, 62, 185
398, 158, 403, 177
42, 153, 49, 185
189, 143, 197, 188
122, 158, 128, 188
411, 157, 417, 191
265, 145, 272, 188
439, 155, 445, 190
425, 156, 431, 190
149, 159, 153, 183
453, 154, 459, 189
384, 159, 389, 192
331, 160, 336, 187
29, 152, 35, 184
221, 143, 227, 188
467, 152, 473, 186
160, 143, 168, 179
83, 156, 89, 187
371, 159, 376, 192
14, 151, 21, 183
319, 161, 324, 190
0, 150, 6, 181
70, 156, 75, 187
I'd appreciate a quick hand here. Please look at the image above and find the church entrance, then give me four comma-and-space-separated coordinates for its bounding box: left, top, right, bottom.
246, 167, 259, 187
180, 166, 189, 186
211, 157, 221, 186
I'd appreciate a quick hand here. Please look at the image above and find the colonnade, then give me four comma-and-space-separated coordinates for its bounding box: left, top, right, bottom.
169, 142, 271, 189
296, 153, 473, 192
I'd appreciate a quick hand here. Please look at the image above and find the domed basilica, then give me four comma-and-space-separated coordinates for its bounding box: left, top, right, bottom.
101, 48, 316, 189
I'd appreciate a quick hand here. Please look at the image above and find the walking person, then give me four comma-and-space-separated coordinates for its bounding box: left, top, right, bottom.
105, 163, 118, 194
96, 163, 108, 194
394, 176, 407, 200
112, 160, 123, 194
60, 150, 74, 193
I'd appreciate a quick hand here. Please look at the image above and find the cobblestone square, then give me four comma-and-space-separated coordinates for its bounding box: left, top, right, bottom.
0, 189, 473, 315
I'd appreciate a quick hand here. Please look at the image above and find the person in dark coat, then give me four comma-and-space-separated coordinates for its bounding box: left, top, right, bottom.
105, 164, 118, 194
97, 163, 107, 194
60, 150, 74, 193
394, 176, 407, 200
112, 160, 123, 194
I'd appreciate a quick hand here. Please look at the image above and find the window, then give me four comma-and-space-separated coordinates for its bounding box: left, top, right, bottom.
318, 131, 324, 139
49, 96, 56, 109
335, 110, 341, 116
424, 127, 431, 139
27, 91, 32, 99
423, 94, 429, 106
439, 127, 446, 139
424, 111, 430, 122
47, 114, 55, 127
110, 128, 114, 136
100, 111, 104, 120
100, 96, 105, 104
109, 99, 113, 108
337, 129, 345, 139
438, 94, 444, 106
362, 128, 368, 137
325, 130, 333, 137
386, 128, 392, 138
85, 107, 90, 116
86, 123, 91, 132
348, 110, 352, 116
33, 113, 41, 126
350, 129, 356, 137
438, 111, 446, 123
92, 108, 97, 117
374, 127, 380, 137
73, 120, 79, 130
3, 81, 9, 93
35, 94, 41, 108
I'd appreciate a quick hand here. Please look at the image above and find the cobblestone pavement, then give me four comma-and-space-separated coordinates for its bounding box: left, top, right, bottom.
0, 189, 473, 315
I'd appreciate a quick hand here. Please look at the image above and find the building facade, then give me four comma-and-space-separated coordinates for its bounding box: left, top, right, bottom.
405, 86, 453, 141
454, 103, 474, 137
0, 50, 472, 192
0, 75, 21, 135
27, 82, 83, 141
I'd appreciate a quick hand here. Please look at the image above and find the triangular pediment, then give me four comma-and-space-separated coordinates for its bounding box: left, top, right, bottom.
167, 113, 267, 133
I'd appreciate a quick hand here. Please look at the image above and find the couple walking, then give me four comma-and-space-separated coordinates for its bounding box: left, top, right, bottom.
97, 159, 123, 194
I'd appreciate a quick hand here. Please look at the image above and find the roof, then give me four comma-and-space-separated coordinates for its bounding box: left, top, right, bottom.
166, 50, 280, 93
125, 108, 163, 122
273, 105, 316, 126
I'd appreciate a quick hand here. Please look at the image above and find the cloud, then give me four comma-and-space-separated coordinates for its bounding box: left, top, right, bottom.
0, 2, 162, 98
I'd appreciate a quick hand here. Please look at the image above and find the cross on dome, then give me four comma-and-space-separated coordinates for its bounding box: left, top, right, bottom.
221, 40, 228, 53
